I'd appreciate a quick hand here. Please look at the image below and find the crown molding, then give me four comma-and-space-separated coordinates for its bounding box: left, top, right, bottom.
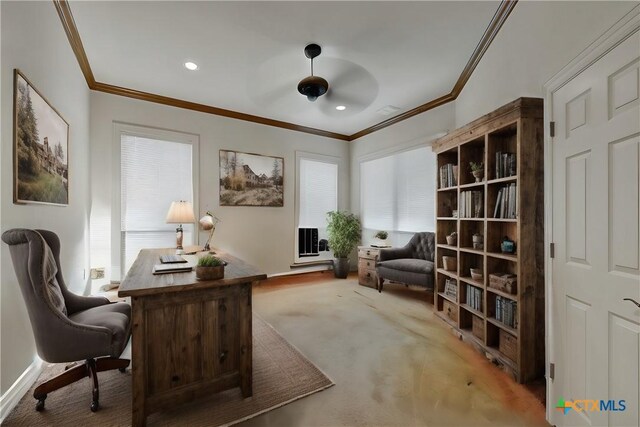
53, 0, 517, 142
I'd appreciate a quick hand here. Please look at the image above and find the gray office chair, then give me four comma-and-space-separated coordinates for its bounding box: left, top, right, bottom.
1, 229, 131, 412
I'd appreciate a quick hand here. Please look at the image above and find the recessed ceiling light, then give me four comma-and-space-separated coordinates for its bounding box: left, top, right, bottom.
336, 105, 346, 111
184, 62, 198, 71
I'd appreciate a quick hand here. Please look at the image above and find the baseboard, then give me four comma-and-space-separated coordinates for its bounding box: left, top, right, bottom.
0, 357, 42, 423
268, 265, 332, 278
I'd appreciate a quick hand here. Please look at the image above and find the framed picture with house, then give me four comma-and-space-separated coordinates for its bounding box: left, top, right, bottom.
219, 149, 284, 207
13, 69, 69, 206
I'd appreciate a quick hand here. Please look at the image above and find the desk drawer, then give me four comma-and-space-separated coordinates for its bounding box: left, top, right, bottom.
358, 248, 380, 260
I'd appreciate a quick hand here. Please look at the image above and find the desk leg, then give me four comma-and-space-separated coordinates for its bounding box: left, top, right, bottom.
239, 282, 253, 398
131, 297, 147, 427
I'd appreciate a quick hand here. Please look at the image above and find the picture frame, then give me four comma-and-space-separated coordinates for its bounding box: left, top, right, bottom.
13, 69, 69, 206
219, 149, 284, 207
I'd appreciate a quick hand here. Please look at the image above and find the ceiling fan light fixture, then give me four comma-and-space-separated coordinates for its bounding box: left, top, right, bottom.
336, 105, 346, 111
298, 43, 329, 102
297, 75, 328, 102
184, 61, 198, 71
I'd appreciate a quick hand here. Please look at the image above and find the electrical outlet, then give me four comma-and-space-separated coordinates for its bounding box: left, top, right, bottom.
90, 268, 105, 280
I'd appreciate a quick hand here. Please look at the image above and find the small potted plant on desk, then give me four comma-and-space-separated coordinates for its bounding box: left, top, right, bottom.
196, 255, 225, 281
326, 211, 361, 279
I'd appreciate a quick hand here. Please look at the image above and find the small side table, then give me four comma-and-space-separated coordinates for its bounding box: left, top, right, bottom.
357, 246, 381, 289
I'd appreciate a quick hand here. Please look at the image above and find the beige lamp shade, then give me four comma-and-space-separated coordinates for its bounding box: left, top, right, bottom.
166, 201, 196, 224
199, 215, 215, 231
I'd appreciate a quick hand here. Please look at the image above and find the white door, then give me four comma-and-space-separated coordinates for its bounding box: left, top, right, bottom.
551, 30, 640, 427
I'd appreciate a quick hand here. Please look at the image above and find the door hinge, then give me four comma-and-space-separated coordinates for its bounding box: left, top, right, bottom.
550, 243, 555, 258
550, 121, 556, 138
549, 363, 555, 380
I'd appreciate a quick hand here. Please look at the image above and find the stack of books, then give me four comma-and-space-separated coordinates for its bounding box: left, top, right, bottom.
495, 151, 516, 178
459, 190, 483, 218
495, 296, 518, 329
466, 285, 482, 311
493, 183, 517, 219
439, 163, 457, 188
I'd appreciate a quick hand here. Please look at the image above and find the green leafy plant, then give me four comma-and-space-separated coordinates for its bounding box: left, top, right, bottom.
374, 230, 388, 240
469, 161, 484, 172
326, 211, 361, 258
197, 255, 224, 267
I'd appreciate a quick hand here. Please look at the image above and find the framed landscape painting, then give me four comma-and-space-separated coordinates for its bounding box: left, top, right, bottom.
219, 149, 284, 207
13, 70, 69, 206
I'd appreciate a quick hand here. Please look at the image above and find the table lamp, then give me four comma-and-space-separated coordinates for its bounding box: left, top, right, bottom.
166, 201, 196, 254
199, 211, 221, 252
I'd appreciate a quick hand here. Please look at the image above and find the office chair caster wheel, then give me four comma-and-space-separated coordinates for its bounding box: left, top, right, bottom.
119, 367, 127, 373
90, 400, 100, 412
35, 397, 46, 411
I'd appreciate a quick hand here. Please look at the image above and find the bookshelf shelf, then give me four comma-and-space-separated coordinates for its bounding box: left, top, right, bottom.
436, 268, 458, 279
486, 252, 517, 261
433, 97, 544, 383
460, 276, 484, 288
487, 317, 519, 337
488, 176, 517, 185
459, 182, 485, 189
438, 292, 457, 305
487, 287, 517, 301
459, 247, 484, 256
437, 244, 458, 251
460, 303, 484, 318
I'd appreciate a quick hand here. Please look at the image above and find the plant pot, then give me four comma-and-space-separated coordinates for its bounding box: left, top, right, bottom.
196, 265, 224, 281
333, 258, 350, 279
472, 233, 484, 250
472, 170, 484, 183
374, 238, 388, 247
446, 234, 457, 246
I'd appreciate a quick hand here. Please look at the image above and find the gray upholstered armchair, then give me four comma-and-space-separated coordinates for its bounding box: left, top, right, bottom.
376, 232, 435, 293
1, 229, 131, 413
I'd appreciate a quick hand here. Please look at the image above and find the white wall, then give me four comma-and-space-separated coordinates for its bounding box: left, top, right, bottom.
0, 1, 91, 394
455, 1, 637, 126
350, 103, 456, 247
90, 92, 350, 280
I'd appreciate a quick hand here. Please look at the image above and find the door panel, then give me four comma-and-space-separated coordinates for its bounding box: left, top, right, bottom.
551, 31, 640, 427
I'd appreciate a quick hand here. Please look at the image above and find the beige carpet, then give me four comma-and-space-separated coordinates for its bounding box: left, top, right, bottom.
3, 316, 333, 427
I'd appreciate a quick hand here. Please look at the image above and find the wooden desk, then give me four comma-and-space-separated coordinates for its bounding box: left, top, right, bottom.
119, 249, 267, 426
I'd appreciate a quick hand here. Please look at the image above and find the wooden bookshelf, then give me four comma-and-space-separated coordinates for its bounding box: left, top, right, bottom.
432, 98, 544, 383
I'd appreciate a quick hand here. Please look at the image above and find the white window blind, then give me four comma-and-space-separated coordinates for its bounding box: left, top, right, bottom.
361, 146, 435, 233
298, 158, 338, 228
121, 134, 194, 273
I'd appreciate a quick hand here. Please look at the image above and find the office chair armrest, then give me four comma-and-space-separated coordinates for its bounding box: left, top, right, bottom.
64, 293, 111, 316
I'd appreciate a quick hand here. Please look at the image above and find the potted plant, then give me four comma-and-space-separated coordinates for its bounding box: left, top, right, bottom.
326, 211, 361, 279
374, 230, 389, 247
469, 161, 484, 182
196, 255, 225, 281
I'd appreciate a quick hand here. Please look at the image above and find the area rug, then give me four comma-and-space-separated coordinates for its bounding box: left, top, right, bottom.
3, 316, 333, 426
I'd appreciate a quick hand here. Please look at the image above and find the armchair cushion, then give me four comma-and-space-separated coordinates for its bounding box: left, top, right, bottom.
69, 303, 131, 357
377, 258, 434, 275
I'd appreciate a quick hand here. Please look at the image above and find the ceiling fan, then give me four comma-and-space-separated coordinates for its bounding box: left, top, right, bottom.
297, 43, 329, 102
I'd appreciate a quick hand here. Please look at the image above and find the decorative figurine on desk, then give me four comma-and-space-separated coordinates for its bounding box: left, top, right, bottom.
199, 210, 221, 252
166, 200, 196, 254
501, 236, 516, 254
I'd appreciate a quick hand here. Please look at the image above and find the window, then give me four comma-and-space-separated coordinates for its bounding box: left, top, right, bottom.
120, 132, 197, 274
295, 153, 339, 262
360, 146, 435, 237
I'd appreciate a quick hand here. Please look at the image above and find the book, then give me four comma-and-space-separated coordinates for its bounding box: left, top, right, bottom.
152, 264, 193, 275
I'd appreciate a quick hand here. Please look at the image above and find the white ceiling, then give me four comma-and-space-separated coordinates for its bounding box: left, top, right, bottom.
70, 1, 500, 135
